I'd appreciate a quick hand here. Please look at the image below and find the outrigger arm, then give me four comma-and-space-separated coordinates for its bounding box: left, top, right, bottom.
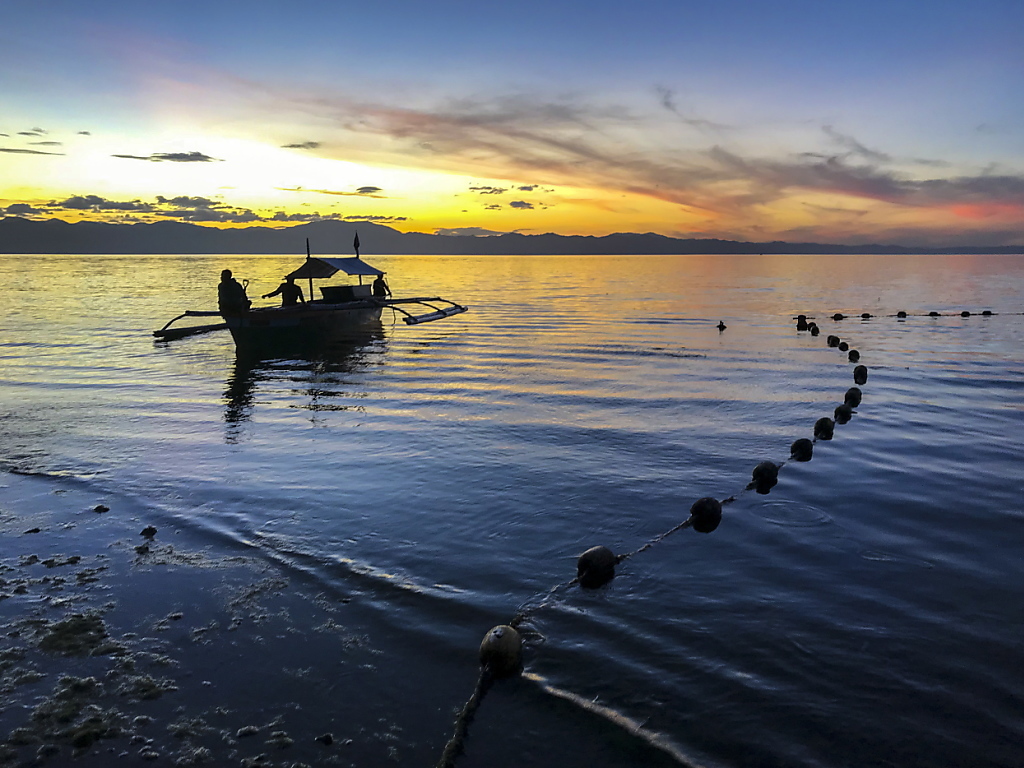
153, 310, 227, 340
380, 297, 469, 325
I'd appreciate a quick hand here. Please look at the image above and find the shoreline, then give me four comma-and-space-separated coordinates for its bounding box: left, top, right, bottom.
0, 470, 411, 767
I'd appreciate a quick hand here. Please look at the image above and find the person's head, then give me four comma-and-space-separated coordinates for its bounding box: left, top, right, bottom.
221, 269, 232, 280
285, 275, 294, 283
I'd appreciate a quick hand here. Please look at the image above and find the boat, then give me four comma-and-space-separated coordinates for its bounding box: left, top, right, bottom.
155, 238, 468, 344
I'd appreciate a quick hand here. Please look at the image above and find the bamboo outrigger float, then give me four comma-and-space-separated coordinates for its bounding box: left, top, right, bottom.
154, 236, 468, 343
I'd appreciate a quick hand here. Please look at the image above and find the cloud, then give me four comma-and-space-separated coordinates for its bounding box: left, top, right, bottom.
0, 147, 64, 156
517, 185, 537, 191
484, 204, 502, 210
56, 195, 153, 211
344, 214, 407, 222
704, 147, 1024, 210
509, 200, 534, 209
269, 211, 342, 222
655, 86, 730, 131
156, 208, 261, 223
18, 129, 46, 136
434, 227, 505, 236
316, 91, 1021, 236
30, 141, 63, 147
112, 151, 220, 162
802, 202, 870, 218
2, 203, 43, 216
24, 191, 400, 226
279, 186, 385, 198
78, 131, 92, 136
156, 195, 219, 208
822, 126, 891, 163
282, 141, 321, 149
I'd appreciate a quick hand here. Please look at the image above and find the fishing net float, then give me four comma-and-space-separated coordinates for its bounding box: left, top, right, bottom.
437, 304, 1019, 766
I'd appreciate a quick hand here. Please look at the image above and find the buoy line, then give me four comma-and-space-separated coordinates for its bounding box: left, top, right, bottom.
435, 313, 875, 768
813, 309, 1022, 319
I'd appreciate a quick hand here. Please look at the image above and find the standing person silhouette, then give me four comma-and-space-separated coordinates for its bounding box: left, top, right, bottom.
372, 273, 391, 298
262, 275, 305, 306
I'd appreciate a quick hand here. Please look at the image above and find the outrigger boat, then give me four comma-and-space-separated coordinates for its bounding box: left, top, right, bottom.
154, 238, 468, 344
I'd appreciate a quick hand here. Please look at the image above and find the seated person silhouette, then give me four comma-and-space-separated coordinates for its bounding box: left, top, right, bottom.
218, 269, 251, 314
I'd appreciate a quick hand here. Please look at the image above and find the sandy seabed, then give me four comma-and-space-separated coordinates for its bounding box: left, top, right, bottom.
0, 470, 410, 768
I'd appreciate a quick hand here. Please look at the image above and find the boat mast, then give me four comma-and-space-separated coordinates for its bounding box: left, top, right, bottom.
306, 238, 314, 301
354, 231, 363, 285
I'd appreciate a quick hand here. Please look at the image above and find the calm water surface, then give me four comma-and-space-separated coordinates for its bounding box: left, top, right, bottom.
0, 253, 1022, 766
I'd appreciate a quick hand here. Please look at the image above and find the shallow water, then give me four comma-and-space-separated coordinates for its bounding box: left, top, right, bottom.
0, 252, 1022, 766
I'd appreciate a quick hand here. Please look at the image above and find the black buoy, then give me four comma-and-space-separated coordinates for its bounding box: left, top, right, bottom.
897, 311, 908, 318
848, 349, 860, 362
790, 438, 813, 462
479, 625, 523, 678
796, 314, 809, 331
961, 310, 971, 317
577, 545, 617, 588
845, 387, 862, 407
814, 417, 835, 440
834, 403, 853, 424
809, 324, 820, 337
853, 365, 868, 385
982, 310, 993, 316
832, 313, 845, 321
861, 313, 872, 319
827, 335, 840, 347
749, 461, 779, 494
929, 311, 940, 317
690, 497, 722, 534
717, 320, 727, 331
838, 341, 849, 352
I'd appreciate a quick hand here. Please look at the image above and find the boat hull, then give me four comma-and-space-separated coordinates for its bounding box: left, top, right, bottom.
223, 302, 383, 346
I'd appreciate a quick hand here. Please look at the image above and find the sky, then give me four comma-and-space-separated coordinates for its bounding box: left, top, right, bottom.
1, 0, 1022, 247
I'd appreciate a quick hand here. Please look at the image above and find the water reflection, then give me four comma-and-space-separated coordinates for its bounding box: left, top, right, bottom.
223, 323, 385, 441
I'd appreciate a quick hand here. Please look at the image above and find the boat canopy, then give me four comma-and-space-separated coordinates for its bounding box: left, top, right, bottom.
287, 257, 384, 280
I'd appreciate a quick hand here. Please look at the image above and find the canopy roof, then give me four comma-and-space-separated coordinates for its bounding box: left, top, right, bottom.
287, 257, 383, 280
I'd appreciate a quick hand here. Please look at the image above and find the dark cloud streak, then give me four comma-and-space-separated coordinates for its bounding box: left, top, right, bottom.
112, 151, 220, 162
0, 147, 64, 156
822, 126, 891, 163
655, 86, 730, 131
279, 186, 385, 198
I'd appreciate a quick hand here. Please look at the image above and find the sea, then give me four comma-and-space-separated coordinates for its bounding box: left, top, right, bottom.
0, 252, 1022, 767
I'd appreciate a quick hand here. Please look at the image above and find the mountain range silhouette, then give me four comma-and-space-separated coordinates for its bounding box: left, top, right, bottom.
1, 217, 1020, 255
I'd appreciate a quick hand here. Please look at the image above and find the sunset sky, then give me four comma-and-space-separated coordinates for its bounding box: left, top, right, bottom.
2, 0, 1022, 247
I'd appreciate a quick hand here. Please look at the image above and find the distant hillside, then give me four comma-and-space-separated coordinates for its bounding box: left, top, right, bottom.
1, 217, 1021, 255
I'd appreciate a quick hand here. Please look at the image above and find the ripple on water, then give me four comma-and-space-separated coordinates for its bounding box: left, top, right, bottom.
755, 501, 833, 528
858, 549, 935, 568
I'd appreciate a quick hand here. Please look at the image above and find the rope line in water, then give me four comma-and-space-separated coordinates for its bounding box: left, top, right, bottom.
435, 311, 890, 766
436, 667, 494, 768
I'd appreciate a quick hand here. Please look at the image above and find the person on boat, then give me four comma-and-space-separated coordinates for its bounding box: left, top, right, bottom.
372, 273, 391, 299
218, 269, 251, 314
262, 275, 305, 306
